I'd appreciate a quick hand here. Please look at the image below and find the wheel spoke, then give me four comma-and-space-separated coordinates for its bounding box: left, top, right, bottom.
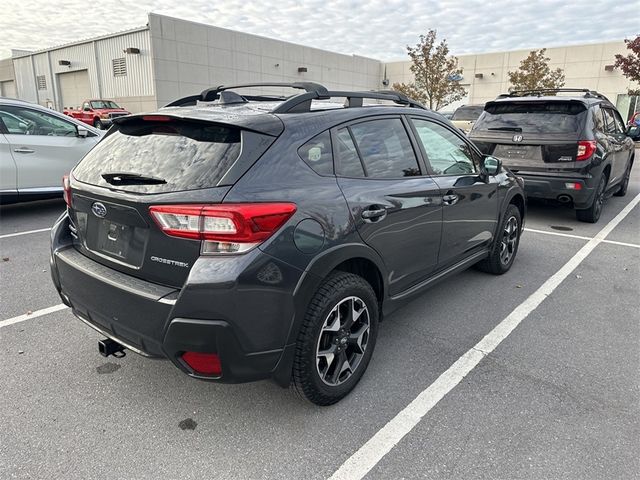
317, 343, 338, 379
322, 307, 340, 333
328, 351, 348, 384
348, 324, 369, 354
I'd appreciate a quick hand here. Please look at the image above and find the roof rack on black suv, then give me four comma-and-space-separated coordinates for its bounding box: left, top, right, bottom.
51, 86, 525, 405
470, 89, 635, 223
498, 88, 611, 102
165, 82, 426, 112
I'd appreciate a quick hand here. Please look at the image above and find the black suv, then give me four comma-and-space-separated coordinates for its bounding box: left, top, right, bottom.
469, 89, 635, 223
50, 83, 525, 405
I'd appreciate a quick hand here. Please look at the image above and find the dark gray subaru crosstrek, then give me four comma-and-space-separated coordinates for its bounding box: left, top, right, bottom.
469, 89, 635, 223
50, 83, 526, 405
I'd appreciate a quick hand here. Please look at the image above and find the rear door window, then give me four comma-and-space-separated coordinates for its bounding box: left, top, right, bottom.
601, 108, 617, 134
335, 128, 365, 177
298, 131, 333, 175
474, 101, 587, 134
73, 118, 241, 193
347, 118, 421, 178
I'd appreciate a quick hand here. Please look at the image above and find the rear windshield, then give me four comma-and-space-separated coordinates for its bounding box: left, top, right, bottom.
451, 106, 484, 121
474, 101, 587, 134
73, 119, 241, 193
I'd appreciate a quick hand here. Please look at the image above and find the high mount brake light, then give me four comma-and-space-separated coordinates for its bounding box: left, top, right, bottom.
141, 115, 172, 122
149, 203, 297, 254
62, 174, 72, 207
576, 140, 596, 161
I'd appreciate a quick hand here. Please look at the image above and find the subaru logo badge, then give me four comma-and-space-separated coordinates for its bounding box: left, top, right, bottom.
91, 202, 107, 218
512, 134, 524, 143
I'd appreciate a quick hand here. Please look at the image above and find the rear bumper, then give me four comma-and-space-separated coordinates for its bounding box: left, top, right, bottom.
518, 172, 597, 209
50, 213, 304, 384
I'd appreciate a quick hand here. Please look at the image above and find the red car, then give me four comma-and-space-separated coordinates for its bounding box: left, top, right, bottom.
628, 111, 640, 127
64, 99, 130, 129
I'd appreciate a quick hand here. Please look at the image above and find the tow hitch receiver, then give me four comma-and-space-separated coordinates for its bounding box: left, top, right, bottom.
98, 338, 126, 358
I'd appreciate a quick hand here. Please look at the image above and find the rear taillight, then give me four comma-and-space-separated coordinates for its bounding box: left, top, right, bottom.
62, 175, 72, 207
576, 140, 596, 161
181, 351, 222, 376
149, 203, 297, 254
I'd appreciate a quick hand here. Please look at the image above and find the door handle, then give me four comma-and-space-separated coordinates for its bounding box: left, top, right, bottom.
14, 147, 35, 154
361, 207, 387, 222
443, 193, 459, 205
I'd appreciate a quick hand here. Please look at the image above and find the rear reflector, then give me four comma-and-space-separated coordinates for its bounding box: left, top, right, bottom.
149, 203, 297, 254
576, 140, 596, 161
62, 174, 72, 207
181, 351, 222, 376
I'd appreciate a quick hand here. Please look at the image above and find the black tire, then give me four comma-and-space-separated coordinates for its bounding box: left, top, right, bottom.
576, 174, 607, 223
613, 158, 633, 197
476, 204, 521, 275
93, 119, 103, 129
292, 271, 379, 406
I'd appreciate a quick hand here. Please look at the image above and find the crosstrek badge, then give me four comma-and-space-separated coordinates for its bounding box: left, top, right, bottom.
150, 256, 189, 268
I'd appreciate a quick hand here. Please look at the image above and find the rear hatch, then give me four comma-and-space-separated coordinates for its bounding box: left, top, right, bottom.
68, 113, 280, 288
470, 100, 589, 173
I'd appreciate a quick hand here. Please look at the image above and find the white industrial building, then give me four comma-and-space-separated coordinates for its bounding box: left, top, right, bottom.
1, 12, 638, 119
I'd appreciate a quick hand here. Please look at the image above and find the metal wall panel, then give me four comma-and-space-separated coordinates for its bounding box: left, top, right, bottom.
12, 56, 37, 102
95, 30, 154, 98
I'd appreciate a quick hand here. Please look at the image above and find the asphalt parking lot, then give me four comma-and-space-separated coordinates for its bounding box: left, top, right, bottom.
1, 157, 639, 479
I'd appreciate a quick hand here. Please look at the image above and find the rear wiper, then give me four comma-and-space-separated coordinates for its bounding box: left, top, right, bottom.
488, 127, 523, 132
101, 172, 167, 185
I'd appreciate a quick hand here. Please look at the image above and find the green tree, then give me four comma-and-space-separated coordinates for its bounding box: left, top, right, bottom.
614, 35, 640, 95
392, 30, 465, 111
508, 49, 565, 92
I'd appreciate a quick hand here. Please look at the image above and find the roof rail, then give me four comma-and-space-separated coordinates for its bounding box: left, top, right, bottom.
500, 88, 610, 102
165, 82, 328, 107
272, 89, 426, 113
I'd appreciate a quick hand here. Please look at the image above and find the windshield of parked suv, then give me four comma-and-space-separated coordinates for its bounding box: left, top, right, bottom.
73, 119, 241, 193
90, 101, 121, 109
474, 101, 587, 133
451, 106, 484, 121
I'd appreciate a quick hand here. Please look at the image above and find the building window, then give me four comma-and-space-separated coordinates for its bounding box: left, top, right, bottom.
112, 58, 127, 77
36, 75, 46, 90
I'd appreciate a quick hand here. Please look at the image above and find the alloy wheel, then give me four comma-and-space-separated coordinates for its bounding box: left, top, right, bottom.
499, 216, 519, 265
316, 296, 370, 386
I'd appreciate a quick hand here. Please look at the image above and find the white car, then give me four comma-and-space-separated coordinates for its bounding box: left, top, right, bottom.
0, 97, 103, 203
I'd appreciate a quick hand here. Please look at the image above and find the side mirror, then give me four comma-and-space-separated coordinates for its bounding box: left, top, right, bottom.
483, 155, 502, 176
627, 125, 640, 141
77, 125, 89, 138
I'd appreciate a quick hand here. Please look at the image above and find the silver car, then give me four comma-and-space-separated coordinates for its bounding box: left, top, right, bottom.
0, 97, 103, 203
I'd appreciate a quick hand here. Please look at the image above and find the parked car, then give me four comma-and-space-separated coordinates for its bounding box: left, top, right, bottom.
628, 111, 640, 127
470, 89, 635, 223
64, 99, 130, 130
0, 97, 103, 204
50, 83, 525, 405
450, 104, 485, 134
437, 110, 454, 120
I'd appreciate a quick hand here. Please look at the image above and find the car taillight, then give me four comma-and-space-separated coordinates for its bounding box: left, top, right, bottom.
576, 140, 596, 161
149, 203, 297, 254
181, 352, 222, 376
62, 174, 72, 207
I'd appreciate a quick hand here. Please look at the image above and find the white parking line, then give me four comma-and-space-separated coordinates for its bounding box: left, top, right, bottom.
0, 227, 52, 239
525, 228, 640, 249
0, 304, 68, 329
328, 192, 640, 480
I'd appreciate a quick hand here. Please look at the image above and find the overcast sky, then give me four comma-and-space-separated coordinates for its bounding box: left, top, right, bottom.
1, 0, 637, 60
